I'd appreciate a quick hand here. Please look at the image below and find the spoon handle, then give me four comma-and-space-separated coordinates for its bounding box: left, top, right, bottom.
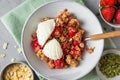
89, 30, 120, 40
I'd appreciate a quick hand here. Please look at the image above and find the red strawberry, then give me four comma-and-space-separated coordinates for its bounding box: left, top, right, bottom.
32, 39, 42, 52
115, 9, 120, 24
73, 40, 80, 46
101, 7, 115, 22
54, 58, 64, 69
100, 0, 106, 6
68, 27, 76, 37
118, 0, 120, 3
100, 0, 115, 6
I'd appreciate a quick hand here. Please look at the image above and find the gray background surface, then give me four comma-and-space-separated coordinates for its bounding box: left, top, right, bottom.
0, 0, 120, 77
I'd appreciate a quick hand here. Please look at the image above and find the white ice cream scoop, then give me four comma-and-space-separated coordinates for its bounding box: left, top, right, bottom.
36, 19, 55, 46
43, 38, 63, 60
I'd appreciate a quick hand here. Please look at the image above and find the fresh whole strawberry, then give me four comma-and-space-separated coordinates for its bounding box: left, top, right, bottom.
101, 7, 115, 22
100, 0, 115, 6
115, 9, 120, 24
118, 0, 120, 3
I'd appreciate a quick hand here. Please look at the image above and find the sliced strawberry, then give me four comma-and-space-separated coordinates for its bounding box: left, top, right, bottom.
115, 9, 120, 24
68, 27, 76, 37
54, 58, 64, 69
101, 7, 115, 22
100, 0, 115, 6
73, 40, 80, 46
31, 39, 42, 52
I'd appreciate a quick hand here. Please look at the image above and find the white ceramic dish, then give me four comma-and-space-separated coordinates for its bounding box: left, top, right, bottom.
96, 49, 120, 80
21, 0, 104, 80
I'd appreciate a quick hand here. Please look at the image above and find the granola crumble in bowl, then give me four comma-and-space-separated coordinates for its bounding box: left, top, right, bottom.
21, 0, 104, 80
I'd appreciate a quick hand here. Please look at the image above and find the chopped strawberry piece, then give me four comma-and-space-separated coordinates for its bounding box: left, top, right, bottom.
54, 58, 64, 69
62, 42, 70, 56
115, 9, 120, 24
71, 45, 75, 51
118, 0, 120, 3
101, 7, 115, 22
100, 0, 115, 6
31, 39, 42, 52
62, 49, 68, 56
100, 0, 106, 6
73, 40, 80, 46
68, 27, 76, 37
70, 44, 81, 58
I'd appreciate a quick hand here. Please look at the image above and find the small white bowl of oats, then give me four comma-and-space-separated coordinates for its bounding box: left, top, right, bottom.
0, 62, 34, 80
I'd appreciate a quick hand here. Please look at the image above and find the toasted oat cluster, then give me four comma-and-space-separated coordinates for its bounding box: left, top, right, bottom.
31, 9, 86, 69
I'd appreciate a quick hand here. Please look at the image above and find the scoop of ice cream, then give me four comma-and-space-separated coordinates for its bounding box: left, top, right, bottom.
36, 19, 55, 46
43, 38, 63, 60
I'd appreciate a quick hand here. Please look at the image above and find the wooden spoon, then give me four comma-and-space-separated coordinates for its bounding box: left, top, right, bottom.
86, 30, 120, 40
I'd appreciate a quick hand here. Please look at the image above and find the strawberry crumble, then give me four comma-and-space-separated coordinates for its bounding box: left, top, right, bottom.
31, 9, 86, 69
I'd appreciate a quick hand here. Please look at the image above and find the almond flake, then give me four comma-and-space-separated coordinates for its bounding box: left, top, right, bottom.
80, 43, 84, 48
17, 48, 22, 54
87, 47, 95, 54
3, 42, 8, 50
14, 45, 17, 48
0, 53, 6, 58
11, 58, 16, 62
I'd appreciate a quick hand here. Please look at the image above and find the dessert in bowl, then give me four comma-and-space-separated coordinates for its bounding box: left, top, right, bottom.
21, 0, 104, 80
31, 9, 86, 69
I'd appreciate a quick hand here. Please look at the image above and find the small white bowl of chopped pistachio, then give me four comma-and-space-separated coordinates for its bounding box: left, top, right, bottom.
0, 62, 34, 80
96, 49, 120, 80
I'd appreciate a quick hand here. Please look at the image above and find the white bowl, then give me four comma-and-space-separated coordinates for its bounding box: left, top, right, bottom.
21, 0, 104, 80
99, 5, 120, 28
96, 49, 120, 80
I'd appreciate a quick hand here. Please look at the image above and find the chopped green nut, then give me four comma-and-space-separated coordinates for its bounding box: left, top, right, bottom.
99, 53, 120, 78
